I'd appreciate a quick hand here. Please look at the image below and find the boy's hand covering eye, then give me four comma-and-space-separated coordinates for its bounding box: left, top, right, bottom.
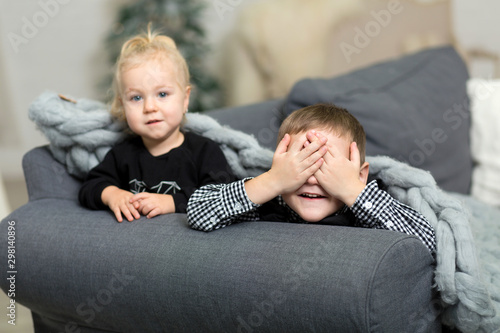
303, 131, 327, 149
269, 130, 327, 194
315, 142, 366, 206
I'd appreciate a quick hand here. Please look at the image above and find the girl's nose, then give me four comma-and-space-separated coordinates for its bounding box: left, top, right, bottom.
143, 98, 157, 113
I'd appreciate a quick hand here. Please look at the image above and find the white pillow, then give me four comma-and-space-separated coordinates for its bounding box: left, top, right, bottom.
467, 79, 500, 206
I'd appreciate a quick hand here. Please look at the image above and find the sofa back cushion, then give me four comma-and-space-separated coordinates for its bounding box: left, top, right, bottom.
23, 146, 82, 202
283, 46, 472, 194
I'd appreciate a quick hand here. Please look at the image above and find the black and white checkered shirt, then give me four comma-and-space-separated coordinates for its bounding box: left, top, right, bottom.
187, 179, 436, 255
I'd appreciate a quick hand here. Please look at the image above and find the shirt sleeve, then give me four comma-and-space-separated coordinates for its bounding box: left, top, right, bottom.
187, 178, 260, 232
78, 149, 122, 210
349, 180, 437, 255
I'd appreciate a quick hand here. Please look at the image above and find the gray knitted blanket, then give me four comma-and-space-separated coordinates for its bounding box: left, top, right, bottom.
28, 92, 273, 180
29, 91, 499, 332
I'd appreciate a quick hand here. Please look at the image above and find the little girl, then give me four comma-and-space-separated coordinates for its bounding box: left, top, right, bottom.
79, 26, 234, 222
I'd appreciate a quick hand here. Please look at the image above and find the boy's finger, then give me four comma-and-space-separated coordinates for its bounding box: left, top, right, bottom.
306, 157, 324, 175
350, 142, 360, 165
301, 136, 327, 161
304, 146, 327, 167
305, 130, 324, 145
276, 133, 291, 154
307, 131, 327, 148
320, 150, 334, 164
315, 131, 329, 142
288, 134, 308, 152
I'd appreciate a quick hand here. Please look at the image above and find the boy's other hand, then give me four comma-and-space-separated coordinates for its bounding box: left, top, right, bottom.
315, 142, 366, 206
101, 186, 141, 222
269, 130, 327, 194
245, 130, 328, 205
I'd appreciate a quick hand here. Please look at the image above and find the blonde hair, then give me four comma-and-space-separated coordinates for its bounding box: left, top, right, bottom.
110, 24, 190, 122
278, 103, 366, 164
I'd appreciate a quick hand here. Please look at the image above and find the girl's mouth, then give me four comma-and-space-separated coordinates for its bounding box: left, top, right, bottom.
147, 120, 161, 125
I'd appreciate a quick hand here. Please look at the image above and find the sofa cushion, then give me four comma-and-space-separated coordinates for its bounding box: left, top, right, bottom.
283, 46, 472, 194
22, 146, 81, 201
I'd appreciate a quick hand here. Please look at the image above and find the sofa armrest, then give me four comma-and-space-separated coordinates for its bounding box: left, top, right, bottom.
0, 199, 438, 332
22, 146, 82, 202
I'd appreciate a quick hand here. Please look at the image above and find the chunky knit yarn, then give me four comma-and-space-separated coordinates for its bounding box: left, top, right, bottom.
367, 156, 499, 332
28, 91, 273, 179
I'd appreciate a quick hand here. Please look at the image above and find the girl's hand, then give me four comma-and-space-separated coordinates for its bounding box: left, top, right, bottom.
101, 186, 141, 222
129, 193, 175, 219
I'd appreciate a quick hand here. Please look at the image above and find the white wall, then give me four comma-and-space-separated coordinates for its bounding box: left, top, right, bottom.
0, 0, 130, 178
452, 0, 500, 77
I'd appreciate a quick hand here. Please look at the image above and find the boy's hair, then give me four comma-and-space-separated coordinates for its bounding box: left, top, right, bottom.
110, 23, 190, 122
278, 103, 366, 163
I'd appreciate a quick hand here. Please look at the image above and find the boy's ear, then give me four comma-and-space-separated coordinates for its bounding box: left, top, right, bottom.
359, 162, 370, 184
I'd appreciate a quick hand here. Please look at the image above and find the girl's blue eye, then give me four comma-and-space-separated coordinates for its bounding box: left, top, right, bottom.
159, 92, 167, 98
132, 95, 142, 101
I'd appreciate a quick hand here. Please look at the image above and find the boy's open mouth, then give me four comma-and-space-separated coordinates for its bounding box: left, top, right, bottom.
146, 119, 162, 124
299, 193, 326, 199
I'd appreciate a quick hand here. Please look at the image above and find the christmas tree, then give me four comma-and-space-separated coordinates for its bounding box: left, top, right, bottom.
104, 0, 221, 112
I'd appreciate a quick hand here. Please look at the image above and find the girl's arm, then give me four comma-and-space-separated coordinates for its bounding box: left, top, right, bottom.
79, 149, 123, 210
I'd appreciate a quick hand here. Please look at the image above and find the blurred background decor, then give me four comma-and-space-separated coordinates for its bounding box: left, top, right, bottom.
104, 0, 222, 112
219, 0, 454, 106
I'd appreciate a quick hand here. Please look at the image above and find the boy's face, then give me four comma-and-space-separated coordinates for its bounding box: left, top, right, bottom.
281, 130, 363, 222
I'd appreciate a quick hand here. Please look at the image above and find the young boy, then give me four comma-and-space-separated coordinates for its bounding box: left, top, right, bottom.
187, 103, 436, 255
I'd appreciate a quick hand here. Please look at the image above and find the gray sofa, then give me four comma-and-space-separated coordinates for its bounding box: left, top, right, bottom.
1, 46, 472, 332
